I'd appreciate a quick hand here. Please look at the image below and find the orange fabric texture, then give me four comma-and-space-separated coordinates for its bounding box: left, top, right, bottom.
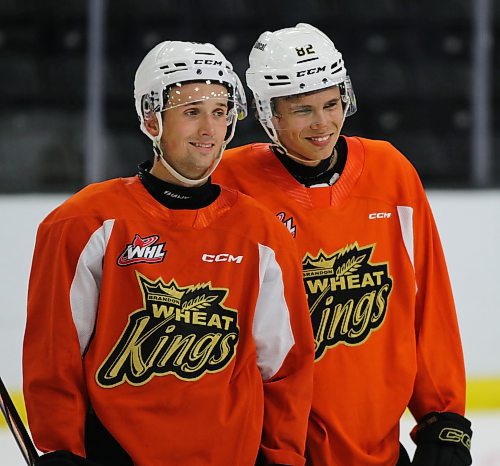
214, 137, 466, 466
23, 177, 314, 466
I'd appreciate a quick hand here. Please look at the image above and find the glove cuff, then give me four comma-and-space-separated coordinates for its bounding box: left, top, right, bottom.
413, 411, 472, 450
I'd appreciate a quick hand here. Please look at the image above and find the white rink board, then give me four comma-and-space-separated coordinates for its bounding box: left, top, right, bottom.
1, 412, 499, 465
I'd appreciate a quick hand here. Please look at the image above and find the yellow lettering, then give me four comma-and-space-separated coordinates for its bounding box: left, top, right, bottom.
104, 316, 150, 378
182, 334, 222, 373
144, 325, 176, 368
152, 304, 176, 319
210, 333, 237, 364
330, 275, 346, 291
192, 311, 207, 326
221, 315, 234, 331
348, 291, 376, 339
361, 273, 375, 287
347, 274, 360, 288
207, 313, 222, 329
176, 308, 190, 323
307, 278, 329, 294
157, 334, 196, 367
327, 300, 354, 338
372, 284, 390, 321
372, 271, 384, 285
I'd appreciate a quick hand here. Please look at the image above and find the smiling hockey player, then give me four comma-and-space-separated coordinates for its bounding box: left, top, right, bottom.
23, 40, 314, 466
214, 23, 472, 466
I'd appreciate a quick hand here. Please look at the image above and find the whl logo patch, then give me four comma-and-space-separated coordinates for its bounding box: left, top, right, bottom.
276, 211, 297, 238
96, 272, 239, 387
117, 234, 166, 266
303, 242, 393, 360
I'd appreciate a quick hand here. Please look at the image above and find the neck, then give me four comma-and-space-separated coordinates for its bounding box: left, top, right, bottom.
138, 160, 220, 209
286, 151, 325, 166
274, 144, 337, 167
272, 136, 347, 187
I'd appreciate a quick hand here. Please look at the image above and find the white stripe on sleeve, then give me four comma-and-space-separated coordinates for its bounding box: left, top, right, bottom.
70, 219, 115, 355
397, 206, 414, 270
253, 243, 295, 381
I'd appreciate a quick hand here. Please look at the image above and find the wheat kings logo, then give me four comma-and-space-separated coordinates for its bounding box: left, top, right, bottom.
303, 242, 393, 360
96, 273, 239, 387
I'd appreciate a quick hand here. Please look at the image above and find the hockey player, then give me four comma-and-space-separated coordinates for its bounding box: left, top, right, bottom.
23, 40, 315, 466
213, 24, 473, 466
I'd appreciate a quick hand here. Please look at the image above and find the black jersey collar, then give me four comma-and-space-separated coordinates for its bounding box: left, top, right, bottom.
137, 160, 220, 210
272, 136, 347, 187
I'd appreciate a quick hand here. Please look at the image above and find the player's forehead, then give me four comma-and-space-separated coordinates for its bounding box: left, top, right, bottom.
165, 81, 229, 108
277, 85, 340, 107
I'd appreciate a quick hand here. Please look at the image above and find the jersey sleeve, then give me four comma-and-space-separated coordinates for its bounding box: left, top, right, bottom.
408, 193, 466, 421
23, 211, 111, 456
253, 228, 315, 466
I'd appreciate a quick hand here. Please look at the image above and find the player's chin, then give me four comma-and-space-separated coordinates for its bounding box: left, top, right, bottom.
305, 144, 334, 161
192, 157, 217, 173
189, 148, 216, 164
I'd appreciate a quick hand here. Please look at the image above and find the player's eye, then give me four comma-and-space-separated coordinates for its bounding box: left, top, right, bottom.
184, 108, 199, 117
292, 107, 311, 115
213, 109, 227, 118
325, 101, 338, 109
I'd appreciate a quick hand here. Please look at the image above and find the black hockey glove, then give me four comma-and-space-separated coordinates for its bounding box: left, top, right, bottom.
35, 450, 105, 466
412, 412, 472, 466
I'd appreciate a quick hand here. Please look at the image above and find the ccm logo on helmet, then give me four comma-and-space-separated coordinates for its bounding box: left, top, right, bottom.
194, 59, 223, 66
297, 66, 326, 77
202, 253, 243, 264
368, 212, 392, 220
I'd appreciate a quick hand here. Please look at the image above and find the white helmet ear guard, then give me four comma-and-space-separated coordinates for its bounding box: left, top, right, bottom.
133, 40, 248, 185
246, 23, 356, 146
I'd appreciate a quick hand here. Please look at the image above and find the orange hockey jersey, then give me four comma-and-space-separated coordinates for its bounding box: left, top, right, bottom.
214, 137, 466, 466
23, 177, 315, 466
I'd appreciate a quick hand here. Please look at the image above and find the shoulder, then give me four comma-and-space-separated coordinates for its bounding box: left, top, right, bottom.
221, 185, 273, 220
42, 177, 137, 225
347, 136, 425, 198
219, 186, 293, 243
216, 143, 275, 188
222, 143, 272, 164
352, 136, 416, 170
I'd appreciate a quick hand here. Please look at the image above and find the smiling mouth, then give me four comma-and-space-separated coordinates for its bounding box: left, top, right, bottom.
190, 142, 215, 149
305, 134, 335, 147
189, 142, 215, 154
307, 135, 331, 142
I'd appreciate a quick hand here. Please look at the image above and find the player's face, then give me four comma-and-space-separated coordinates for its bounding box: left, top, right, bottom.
158, 82, 229, 185
272, 86, 344, 165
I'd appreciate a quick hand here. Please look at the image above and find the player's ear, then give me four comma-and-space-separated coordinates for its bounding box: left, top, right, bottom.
144, 114, 160, 138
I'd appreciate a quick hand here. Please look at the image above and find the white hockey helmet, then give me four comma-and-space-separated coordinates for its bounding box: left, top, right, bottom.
246, 23, 356, 146
134, 40, 247, 185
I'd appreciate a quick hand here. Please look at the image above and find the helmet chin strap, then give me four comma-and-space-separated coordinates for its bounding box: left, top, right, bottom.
153, 138, 222, 186
267, 97, 351, 166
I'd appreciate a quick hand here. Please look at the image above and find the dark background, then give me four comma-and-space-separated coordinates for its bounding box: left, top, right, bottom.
0, 0, 498, 192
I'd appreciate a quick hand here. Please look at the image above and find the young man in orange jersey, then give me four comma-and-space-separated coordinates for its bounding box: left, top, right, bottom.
213, 23, 472, 466
23, 40, 314, 466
